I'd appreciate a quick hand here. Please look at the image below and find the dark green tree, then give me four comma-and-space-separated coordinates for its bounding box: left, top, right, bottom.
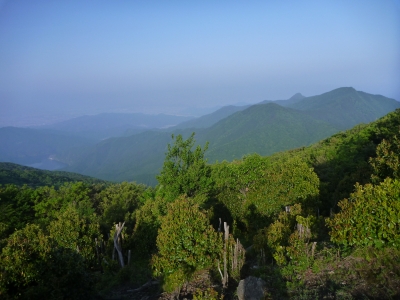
156, 133, 213, 203
327, 178, 400, 248
152, 196, 222, 292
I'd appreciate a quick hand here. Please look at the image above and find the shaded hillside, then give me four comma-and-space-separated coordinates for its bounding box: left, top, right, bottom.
38, 113, 194, 140
169, 93, 306, 131
63, 130, 184, 185
171, 105, 249, 130
199, 103, 338, 162
288, 87, 400, 129
269, 108, 400, 213
65, 104, 338, 183
0, 162, 106, 188
0, 127, 96, 167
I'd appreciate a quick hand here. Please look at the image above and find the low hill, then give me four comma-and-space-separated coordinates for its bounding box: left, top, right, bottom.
0, 162, 106, 188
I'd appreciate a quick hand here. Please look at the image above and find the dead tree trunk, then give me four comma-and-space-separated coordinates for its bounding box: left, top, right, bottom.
223, 222, 229, 288
114, 221, 125, 267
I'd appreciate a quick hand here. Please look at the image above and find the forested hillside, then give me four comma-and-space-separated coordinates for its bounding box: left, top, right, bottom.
1, 88, 398, 183
1, 109, 399, 299
196, 103, 338, 162
64, 87, 399, 183
0, 162, 107, 188
288, 87, 400, 129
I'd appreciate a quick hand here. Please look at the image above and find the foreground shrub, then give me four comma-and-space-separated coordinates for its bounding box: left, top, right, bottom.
152, 197, 222, 292
327, 178, 400, 248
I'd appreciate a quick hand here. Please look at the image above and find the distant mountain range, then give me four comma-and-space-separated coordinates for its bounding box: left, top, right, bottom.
36, 113, 194, 140
1, 87, 399, 185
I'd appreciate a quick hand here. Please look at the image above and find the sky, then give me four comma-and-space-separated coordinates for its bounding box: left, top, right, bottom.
1, 0, 400, 126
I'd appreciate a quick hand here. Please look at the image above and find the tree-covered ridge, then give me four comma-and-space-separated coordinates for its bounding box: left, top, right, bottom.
198, 103, 338, 162
1, 109, 400, 299
63, 87, 399, 183
288, 87, 400, 129
0, 162, 107, 188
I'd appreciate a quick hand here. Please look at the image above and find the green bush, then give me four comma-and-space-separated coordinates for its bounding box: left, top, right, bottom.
327, 178, 400, 248
152, 196, 222, 292
156, 133, 213, 203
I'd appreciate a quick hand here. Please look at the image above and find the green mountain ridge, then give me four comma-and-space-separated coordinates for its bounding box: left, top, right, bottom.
198, 103, 339, 162
0, 162, 106, 187
288, 87, 400, 129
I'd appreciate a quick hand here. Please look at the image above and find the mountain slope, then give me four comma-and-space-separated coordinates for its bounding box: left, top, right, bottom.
0, 162, 106, 187
64, 130, 182, 185
288, 87, 400, 129
171, 105, 249, 130
198, 103, 338, 162
65, 104, 338, 183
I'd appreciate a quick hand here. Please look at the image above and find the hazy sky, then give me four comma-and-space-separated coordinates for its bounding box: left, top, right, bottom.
1, 0, 400, 126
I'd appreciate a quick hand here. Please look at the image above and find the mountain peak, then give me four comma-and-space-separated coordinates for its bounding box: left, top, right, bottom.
332, 87, 357, 93
289, 93, 305, 101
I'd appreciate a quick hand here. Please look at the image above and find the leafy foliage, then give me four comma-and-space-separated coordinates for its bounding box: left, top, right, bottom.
49, 203, 102, 266
0, 184, 35, 240
0, 162, 106, 188
370, 135, 400, 183
33, 182, 94, 227
156, 133, 213, 203
98, 182, 146, 233
327, 178, 400, 248
214, 155, 319, 236
152, 197, 222, 292
0, 224, 95, 299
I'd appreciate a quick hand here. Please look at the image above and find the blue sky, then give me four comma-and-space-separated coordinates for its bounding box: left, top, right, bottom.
1, 0, 399, 125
